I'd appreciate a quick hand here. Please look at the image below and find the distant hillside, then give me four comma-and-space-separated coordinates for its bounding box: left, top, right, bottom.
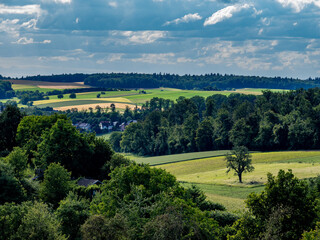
3, 73, 320, 90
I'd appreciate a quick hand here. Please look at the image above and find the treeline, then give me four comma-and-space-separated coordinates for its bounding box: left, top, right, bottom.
3, 72, 320, 90
0, 80, 14, 99
84, 73, 320, 90
2, 103, 320, 239
112, 88, 320, 156
21, 73, 88, 82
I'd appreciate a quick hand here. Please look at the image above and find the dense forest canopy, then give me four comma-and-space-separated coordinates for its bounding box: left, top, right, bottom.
112, 88, 320, 156
2, 72, 320, 90
0, 80, 14, 99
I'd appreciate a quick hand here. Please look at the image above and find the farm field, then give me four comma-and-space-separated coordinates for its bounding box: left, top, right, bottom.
3, 79, 289, 110
139, 151, 320, 211
134, 150, 231, 165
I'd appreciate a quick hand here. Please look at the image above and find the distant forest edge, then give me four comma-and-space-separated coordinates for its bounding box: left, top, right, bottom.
1, 73, 320, 90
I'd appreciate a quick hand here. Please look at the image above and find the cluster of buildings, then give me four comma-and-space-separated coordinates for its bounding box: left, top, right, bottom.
74, 120, 137, 132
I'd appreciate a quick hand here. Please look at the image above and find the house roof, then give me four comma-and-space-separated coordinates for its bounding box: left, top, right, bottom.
77, 178, 102, 187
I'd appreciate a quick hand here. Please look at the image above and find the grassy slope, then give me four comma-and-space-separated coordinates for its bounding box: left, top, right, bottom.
149, 151, 320, 211
135, 150, 231, 165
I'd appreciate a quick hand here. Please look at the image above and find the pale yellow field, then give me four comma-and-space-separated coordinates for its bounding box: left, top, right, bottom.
33, 97, 132, 106
37, 85, 88, 89
5, 80, 90, 88
54, 102, 138, 111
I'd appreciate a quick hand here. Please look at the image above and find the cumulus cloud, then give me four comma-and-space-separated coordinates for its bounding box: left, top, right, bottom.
13, 37, 51, 44
0, 4, 42, 16
204, 4, 251, 26
164, 13, 202, 26
112, 31, 167, 44
276, 0, 320, 12
108, 2, 118, 8
132, 53, 175, 64
13, 37, 34, 44
42, 0, 72, 4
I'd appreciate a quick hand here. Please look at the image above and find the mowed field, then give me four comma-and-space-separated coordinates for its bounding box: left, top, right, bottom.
135, 151, 320, 211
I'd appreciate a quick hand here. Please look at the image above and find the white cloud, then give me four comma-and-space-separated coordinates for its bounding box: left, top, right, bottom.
14, 37, 34, 44
40, 56, 79, 61
164, 13, 202, 26
13, 37, 51, 44
112, 31, 167, 44
0, 4, 42, 16
204, 4, 251, 26
0, 19, 20, 37
108, 2, 118, 8
258, 28, 264, 35
276, 0, 320, 12
132, 53, 175, 64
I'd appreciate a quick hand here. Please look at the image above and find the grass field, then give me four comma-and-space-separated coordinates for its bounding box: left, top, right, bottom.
141, 151, 320, 211
3, 80, 289, 111
135, 150, 231, 165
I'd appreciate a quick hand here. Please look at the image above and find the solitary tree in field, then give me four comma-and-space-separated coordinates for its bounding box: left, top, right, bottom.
225, 146, 254, 183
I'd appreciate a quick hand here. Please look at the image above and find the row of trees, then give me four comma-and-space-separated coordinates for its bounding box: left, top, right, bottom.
84, 72, 320, 90
111, 88, 320, 156
5, 72, 320, 90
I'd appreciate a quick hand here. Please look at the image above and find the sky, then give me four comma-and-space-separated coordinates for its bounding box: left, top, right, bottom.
0, 0, 320, 79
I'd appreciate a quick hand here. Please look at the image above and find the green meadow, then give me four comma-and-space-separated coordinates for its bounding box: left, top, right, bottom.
6, 80, 285, 111
134, 151, 320, 211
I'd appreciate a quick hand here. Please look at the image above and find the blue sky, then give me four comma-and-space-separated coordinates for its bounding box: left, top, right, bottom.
0, 0, 320, 78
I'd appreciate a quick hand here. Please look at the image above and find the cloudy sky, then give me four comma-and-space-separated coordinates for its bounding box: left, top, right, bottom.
0, 0, 320, 78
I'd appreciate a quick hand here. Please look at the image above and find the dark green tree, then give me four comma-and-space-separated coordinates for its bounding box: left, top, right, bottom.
40, 163, 73, 207
225, 146, 254, 183
0, 104, 24, 153
56, 192, 90, 240
196, 117, 214, 151
69, 93, 76, 98
4, 147, 28, 179
0, 161, 26, 204
246, 170, 317, 240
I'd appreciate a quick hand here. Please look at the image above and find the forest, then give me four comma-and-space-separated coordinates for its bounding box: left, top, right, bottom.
110, 88, 320, 156
3, 72, 320, 90
1, 103, 320, 239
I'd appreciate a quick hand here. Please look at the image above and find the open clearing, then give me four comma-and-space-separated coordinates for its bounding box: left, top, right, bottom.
138, 151, 320, 211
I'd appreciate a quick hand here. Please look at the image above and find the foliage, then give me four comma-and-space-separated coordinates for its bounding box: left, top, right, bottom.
0, 80, 14, 99
245, 170, 317, 240
0, 201, 66, 240
4, 147, 28, 179
0, 104, 24, 153
16, 201, 67, 240
40, 163, 73, 207
81, 214, 129, 240
302, 222, 320, 240
225, 146, 254, 183
109, 131, 123, 152
36, 119, 113, 178
0, 160, 26, 204
56, 192, 90, 240
69, 93, 77, 98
